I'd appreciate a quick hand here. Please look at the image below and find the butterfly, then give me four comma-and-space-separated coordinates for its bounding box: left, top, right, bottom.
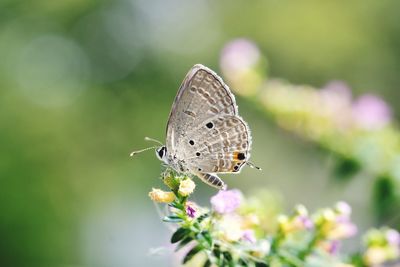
131, 64, 259, 190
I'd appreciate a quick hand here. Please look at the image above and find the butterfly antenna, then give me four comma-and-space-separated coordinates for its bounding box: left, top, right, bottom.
144, 137, 163, 146
130, 146, 158, 157
246, 161, 262, 171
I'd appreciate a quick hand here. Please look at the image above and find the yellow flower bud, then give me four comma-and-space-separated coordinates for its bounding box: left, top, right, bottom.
178, 178, 196, 196
148, 188, 175, 203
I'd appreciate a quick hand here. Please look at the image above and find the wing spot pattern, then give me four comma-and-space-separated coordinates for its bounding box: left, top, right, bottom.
184, 110, 196, 117
233, 151, 246, 160
210, 107, 219, 114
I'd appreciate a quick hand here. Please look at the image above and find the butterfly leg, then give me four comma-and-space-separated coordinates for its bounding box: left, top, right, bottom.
196, 173, 227, 190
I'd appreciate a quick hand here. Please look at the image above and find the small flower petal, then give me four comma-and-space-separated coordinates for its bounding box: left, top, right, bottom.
148, 188, 175, 203
186, 204, 196, 218
210, 189, 242, 214
178, 178, 196, 196
352, 94, 392, 130
386, 229, 400, 246
242, 229, 256, 243
335, 201, 352, 217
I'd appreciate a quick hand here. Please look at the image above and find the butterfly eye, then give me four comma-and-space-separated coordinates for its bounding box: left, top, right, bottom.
157, 146, 166, 159
189, 140, 194, 145
206, 122, 214, 129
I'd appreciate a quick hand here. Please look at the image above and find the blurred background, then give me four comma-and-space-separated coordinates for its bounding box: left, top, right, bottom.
1, 0, 400, 266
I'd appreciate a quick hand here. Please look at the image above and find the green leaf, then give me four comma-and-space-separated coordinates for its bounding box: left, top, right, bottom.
373, 175, 398, 223
213, 245, 221, 258
183, 245, 203, 264
223, 251, 233, 263
238, 258, 248, 266
196, 213, 210, 223
163, 215, 183, 223
203, 259, 211, 267
199, 231, 212, 247
175, 236, 193, 251
171, 227, 190, 243
333, 156, 360, 181
168, 202, 183, 209
278, 250, 304, 267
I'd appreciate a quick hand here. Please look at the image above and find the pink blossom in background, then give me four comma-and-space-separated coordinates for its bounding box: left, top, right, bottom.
297, 215, 314, 230
386, 229, 400, 246
220, 38, 260, 74
321, 81, 352, 103
352, 94, 392, 130
335, 201, 352, 216
327, 240, 341, 255
320, 81, 353, 128
210, 189, 242, 214
333, 215, 358, 239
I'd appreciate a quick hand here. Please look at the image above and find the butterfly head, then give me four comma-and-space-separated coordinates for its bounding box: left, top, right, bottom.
156, 146, 168, 164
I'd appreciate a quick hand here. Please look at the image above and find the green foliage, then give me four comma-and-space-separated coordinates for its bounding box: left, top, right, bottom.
152, 172, 400, 267
373, 176, 399, 223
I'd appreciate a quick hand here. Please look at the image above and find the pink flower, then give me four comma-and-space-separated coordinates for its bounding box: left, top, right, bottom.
242, 229, 256, 243
327, 240, 341, 255
186, 204, 196, 218
386, 229, 400, 246
352, 94, 392, 130
298, 215, 314, 230
335, 201, 352, 217
210, 189, 242, 214
327, 216, 358, 239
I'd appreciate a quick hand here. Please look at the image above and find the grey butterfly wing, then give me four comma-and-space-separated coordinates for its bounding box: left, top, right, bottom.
182, 114, 251, 174
165, 64, 251, 189
166, 64, 238, 155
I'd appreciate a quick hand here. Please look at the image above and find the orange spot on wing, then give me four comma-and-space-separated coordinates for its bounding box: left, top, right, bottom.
233, 151, 246, 161
233, 151, 239, 160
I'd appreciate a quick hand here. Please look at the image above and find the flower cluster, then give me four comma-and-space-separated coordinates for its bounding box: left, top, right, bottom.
219, 38, 400, 222
363, 228, 400, 266
149, 171, 400, 266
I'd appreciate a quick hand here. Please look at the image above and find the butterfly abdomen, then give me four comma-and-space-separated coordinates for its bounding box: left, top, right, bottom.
197, 172, 226, 190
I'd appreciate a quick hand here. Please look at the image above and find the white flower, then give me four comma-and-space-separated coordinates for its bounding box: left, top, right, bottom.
178, 179, 196, 196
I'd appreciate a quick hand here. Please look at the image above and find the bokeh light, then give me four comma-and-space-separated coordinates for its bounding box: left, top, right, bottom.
15, 35, 90, 107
